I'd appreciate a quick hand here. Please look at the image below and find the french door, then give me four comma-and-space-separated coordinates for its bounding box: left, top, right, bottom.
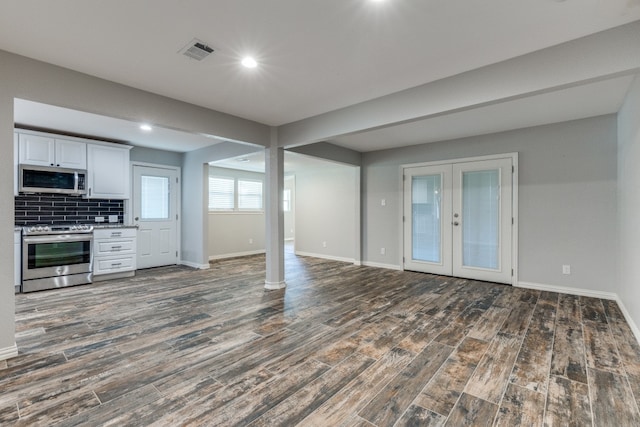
403, 157, 514, 284
132, 165, 179, 269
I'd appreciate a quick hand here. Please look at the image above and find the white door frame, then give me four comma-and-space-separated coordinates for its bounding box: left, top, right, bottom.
127, 161, 182, 266
401, 152, 518, 284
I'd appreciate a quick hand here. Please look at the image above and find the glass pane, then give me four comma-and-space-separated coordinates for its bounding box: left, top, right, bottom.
462, 169, 499, 269
238, 179, 263, 210
412, 175, 441, 263
141, 175, 169, 220
283, 189, 291, 212
209, 177, 234, 210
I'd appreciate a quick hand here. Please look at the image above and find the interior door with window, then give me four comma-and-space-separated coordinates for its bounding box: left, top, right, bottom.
404, 157, 513, 284
132, 165, 179, 269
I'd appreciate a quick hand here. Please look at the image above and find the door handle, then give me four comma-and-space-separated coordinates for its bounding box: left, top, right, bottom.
134, 217, 139, 221
453, 221, 459, 226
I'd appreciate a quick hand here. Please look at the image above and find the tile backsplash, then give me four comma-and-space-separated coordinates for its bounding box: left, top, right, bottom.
15, 194, 124, 226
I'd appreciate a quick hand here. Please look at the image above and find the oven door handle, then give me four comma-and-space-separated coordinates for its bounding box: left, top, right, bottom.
23, 235, 93, 244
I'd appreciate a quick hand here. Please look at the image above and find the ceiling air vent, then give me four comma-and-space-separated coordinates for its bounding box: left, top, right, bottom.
179, 38, 214, 61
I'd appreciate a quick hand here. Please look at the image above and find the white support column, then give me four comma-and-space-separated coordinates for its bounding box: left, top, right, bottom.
264, 127, 286, 289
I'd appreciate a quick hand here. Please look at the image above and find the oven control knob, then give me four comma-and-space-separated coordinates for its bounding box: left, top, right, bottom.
71, 225, 77, 231
29, 226, 36, 233
37, 226, 43, 232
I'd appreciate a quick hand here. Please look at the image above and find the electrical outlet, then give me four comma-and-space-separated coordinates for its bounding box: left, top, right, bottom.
322, 241, 327, 248
249, 238, 253, 244
380, 247, 386, 255
562, 265, 571, 275
381, 199, 386, 206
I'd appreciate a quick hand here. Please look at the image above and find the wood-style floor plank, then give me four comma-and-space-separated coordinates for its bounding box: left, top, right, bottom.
464, 332, 523, 404
415, 336, 489, 417
589, 367, 640, 426
445, 392, 497, 427
544, 375, 592, 427
358, 342, 453, 427
509, 296, 557, 393
2, 249, 640, 426
493, 383, 545, 426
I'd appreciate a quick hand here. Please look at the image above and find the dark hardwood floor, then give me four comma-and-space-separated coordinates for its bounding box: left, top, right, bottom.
2, 248, 640, 426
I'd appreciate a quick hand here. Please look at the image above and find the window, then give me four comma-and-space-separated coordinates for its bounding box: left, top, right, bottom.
208, 175, 264, 211
238, 179, 263, 210
209, 177, 234, 210
283, 189, 291, 212
141, 175, 170, 219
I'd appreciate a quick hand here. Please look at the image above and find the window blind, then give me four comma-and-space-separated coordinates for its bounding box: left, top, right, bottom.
238, 179, 263, 210
209, 177, 234, 210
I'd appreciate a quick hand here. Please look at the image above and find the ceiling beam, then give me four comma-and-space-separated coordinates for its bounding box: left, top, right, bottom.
278, 21, 640, 148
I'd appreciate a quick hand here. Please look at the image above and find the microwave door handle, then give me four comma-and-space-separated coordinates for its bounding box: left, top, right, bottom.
74, 171, 79, 192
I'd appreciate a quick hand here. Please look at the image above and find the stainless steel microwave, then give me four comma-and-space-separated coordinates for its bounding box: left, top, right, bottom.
19, 165, 87, 195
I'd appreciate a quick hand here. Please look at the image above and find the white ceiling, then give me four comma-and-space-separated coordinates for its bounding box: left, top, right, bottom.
14, 99, 221, 152
2, 1, 640, 154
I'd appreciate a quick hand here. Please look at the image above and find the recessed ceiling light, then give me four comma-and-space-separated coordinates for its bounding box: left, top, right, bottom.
140, 124, 152, 131
237, 158, 250, 163
241, 57, 258, 68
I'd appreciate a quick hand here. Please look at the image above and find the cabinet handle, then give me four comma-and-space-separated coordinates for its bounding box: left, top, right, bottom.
111, 262, 122, 267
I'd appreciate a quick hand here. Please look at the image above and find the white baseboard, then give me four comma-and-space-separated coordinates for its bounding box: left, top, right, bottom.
208, 250, 266, 261
516, 281, 618, 300
0, 343, 18, 361
362, 261, 403, 271
294, 251, 355, 264
179, 260, 210, 270
517, 280, 640, 345
265, 280, 287, 290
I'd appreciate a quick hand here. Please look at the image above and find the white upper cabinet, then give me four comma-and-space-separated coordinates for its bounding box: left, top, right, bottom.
55, 139, 87, 169
19, 133, 87, 169
87, 143, 131, 199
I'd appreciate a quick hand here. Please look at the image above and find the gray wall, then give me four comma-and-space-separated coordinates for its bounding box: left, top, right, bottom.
618, 75, 640, 332
130, 146, 183, 168
295, 164, 359, 261
208, 166, 266, 258
0, 49, 269, 354
362, 115, 618, 292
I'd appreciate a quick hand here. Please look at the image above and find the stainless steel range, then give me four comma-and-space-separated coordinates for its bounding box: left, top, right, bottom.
22, 224, 94, 293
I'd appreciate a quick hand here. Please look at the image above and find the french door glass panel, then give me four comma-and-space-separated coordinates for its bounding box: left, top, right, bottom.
462, 170, 499, 269
412, 175, 441, 263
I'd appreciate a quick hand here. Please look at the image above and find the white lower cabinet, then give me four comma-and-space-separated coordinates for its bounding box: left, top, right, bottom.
93, 228, 137, 279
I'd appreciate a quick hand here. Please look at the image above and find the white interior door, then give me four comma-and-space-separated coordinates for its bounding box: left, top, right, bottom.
132, 165, 179, 269
404, 157, 513, 284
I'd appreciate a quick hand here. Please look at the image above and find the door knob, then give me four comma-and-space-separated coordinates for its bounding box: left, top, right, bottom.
453, 221, 459, 226
134, 217, 139, 221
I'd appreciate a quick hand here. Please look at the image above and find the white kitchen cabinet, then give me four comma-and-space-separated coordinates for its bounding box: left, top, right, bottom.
18, 133, 87, 169
93, 227, 137, 279
87, 143, 132, 199
14, 230, 21, 293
